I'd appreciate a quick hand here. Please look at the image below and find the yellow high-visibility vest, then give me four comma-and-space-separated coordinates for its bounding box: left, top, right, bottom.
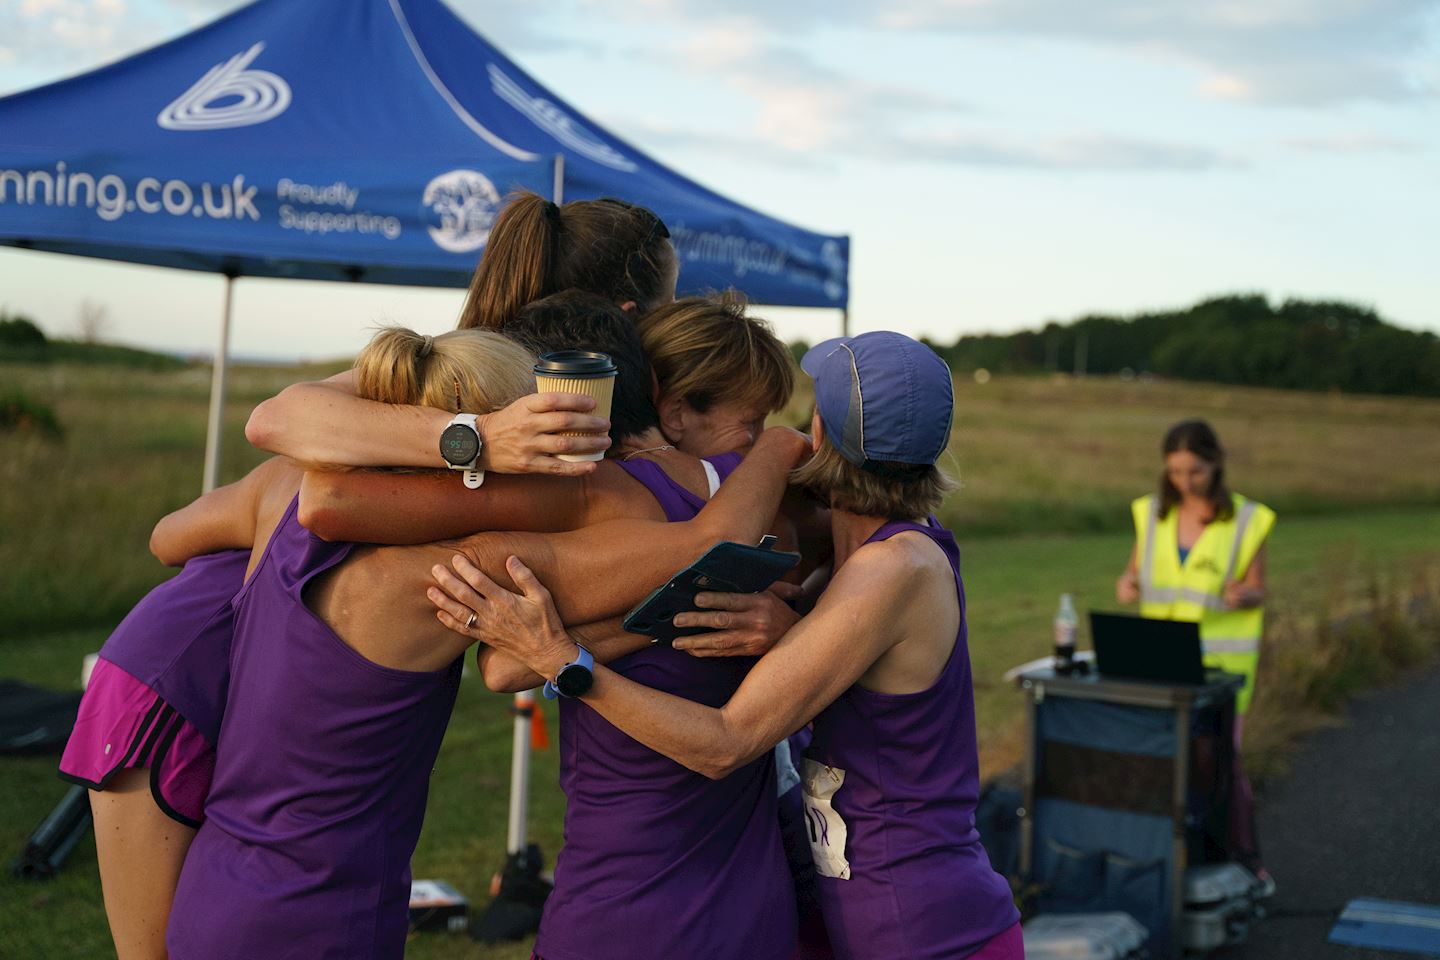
1131, 492, 1276, 713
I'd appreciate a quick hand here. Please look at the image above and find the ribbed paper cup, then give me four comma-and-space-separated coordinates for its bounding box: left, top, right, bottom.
534, 351, 618, 462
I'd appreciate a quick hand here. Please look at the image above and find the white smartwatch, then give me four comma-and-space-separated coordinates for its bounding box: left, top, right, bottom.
439, 413, 484, 489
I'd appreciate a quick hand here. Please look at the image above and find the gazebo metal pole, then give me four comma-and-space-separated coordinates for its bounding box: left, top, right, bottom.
501, 154, 569, 856
201, 272, 237, 494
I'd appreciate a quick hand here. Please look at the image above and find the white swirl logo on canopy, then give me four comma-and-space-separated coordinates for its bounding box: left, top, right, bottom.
423, 169, 501, 253
488, 64, 637, 173
158, 43, 292, 131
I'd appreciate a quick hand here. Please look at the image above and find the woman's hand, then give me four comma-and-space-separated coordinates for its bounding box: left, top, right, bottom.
760, 425, 813, 468
1116, 570, 1140, 605
1117, 569, 1140, 607
1223, 580, 1263, 610
477, 394, 612, 477
427, 554, 578, 679
670, 584, 804, 658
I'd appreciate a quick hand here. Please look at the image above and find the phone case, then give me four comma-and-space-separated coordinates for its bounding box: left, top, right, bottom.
623, 537, 801, 643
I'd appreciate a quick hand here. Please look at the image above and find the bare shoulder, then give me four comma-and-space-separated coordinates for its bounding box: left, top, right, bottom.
830, 529, 951, 601
587, 460, 667, 522
256, 455, 305, 491
851, 529, 949, 576
252, 458, 304, 545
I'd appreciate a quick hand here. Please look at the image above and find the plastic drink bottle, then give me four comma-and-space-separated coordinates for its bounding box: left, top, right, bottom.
1054, 593, 1078, 674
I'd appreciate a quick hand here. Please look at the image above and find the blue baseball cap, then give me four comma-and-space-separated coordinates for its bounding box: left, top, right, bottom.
801, 332, 954, 474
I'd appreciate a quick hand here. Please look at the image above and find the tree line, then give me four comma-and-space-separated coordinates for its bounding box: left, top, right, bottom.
0, 311, 182, 370
908, 295, 1440, 398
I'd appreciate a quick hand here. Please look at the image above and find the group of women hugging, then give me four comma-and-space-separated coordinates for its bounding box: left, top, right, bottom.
58, 191, 1024, 960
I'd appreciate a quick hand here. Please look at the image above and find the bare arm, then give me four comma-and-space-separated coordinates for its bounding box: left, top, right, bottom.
247, 376, 450, 466
1116, 543, 1140, 604
150, 457, 299, 566
246, 372, 612, 476
475, 617, 651, 693
438, 547, 911, 779
1224, 545, 1266, 609
299, 469, 594, 543
434, 427, 811, 626
336, 426, 810, 676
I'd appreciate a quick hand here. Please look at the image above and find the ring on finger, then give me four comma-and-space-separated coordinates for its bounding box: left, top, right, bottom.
465, 611, 477, 629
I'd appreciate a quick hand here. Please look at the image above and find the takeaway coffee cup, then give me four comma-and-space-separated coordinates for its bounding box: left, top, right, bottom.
534, 351, 617, 462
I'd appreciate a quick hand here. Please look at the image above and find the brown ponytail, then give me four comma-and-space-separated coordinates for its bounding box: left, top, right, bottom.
457, 191, 674, 330
459, 192, 557, 331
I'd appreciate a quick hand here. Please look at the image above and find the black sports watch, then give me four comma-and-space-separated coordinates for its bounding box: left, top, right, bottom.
439, 413, 484, 489
542, 644, 595, 699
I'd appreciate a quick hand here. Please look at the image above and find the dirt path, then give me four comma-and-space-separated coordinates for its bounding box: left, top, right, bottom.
1220, 664, 1440, 959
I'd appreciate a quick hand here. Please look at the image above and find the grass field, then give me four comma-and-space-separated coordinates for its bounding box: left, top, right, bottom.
2, 359, 1439, 957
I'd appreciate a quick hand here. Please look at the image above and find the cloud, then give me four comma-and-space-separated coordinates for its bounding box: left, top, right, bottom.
625, 19, 1233, 172
599, 0, 1440, 107
0, 0, 172, 77
641, 22, 972, 155
878, 131, 1242, 170
1283, 133, 1427, 154
906, 0, 1440, 106
615, 117, 838, 170
444, 0, 604, 54
623, 100, 1239, 171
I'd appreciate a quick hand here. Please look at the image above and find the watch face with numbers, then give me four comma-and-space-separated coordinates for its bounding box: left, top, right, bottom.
439, 423, 480, 467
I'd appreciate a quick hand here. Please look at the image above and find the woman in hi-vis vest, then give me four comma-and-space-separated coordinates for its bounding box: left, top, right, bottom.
1115, 419, 1276, 888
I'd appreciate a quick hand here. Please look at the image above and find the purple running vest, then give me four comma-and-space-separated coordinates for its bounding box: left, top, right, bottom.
804, 518, 1019, 960
536, 452, 798, 960
167, 498, 461, 960
98, 548, 249, 745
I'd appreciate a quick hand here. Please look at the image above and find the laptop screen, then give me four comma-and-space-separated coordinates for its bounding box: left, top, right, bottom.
1090, 612, 1207, 685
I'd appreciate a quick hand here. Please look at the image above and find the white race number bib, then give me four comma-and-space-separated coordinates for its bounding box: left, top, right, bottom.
800, 758, 852, 880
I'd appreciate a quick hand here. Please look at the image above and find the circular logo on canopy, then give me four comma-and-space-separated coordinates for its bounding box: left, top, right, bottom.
158, 42, 291, 131
423, 170, 501, 253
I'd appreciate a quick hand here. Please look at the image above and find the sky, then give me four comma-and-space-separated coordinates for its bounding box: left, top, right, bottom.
1, 0, 1437, 361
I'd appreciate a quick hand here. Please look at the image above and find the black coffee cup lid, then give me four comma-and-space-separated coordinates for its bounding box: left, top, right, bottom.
534, 351, 617, 378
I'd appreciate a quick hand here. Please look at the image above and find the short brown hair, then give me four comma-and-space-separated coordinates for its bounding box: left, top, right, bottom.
792, 434, 956, 520
459, 192, 673, 330
636, 292, 794, 415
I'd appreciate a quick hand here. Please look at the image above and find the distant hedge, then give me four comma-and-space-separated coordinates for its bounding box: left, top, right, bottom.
0, 312, 183, 370
914, 295, 1440, 398
0, 388, 62, 437
0, 314, 47, 348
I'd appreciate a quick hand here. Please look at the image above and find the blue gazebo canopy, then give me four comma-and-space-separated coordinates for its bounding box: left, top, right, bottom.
0, 0, 849, 306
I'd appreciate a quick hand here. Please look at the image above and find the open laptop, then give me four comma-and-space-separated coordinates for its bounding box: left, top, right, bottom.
1090, 611, 1207, 684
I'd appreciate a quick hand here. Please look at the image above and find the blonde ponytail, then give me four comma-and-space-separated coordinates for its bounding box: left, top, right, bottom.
354, 327, 430, 407
355, 326, 535, 414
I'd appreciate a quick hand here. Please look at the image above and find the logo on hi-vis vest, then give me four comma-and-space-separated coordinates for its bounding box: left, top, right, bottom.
487, 64, 637, 173
423, 170, 501, 253
158, 43, 292, 131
